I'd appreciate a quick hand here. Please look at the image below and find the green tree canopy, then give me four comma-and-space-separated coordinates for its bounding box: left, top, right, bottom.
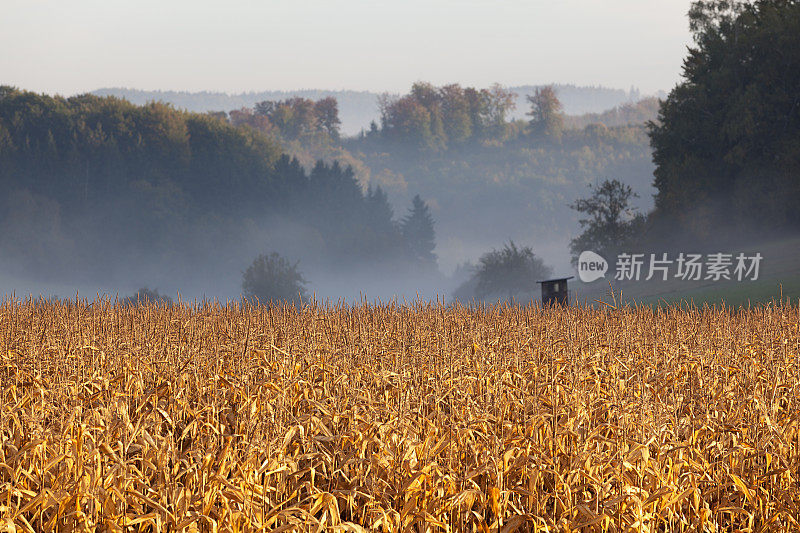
649, 0, 800, 234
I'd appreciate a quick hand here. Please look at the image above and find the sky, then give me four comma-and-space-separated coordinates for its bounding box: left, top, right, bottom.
2, 0, 694, 96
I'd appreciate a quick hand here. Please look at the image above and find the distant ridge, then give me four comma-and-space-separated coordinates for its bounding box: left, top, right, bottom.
93, 84, 662, 136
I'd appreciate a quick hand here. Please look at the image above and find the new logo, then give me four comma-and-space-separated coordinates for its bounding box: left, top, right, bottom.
578, 251, 608, 283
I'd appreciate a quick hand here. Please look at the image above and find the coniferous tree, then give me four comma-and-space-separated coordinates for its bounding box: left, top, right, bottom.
365, 186, 396, 235
400, 194, 437, 266
360, 185, 404, 258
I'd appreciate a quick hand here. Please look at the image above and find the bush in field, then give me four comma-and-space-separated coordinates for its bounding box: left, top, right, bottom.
242, 252, 307, 305
455, 241, 552, 303
122, 287, 173, 306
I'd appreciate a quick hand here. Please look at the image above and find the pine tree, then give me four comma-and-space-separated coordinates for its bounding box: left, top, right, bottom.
400, 195, 437, 266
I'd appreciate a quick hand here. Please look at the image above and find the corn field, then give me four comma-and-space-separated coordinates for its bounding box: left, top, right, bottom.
0, 297, 799, 532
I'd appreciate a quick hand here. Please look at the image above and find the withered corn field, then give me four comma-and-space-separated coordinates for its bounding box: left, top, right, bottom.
1, 297, 799, 532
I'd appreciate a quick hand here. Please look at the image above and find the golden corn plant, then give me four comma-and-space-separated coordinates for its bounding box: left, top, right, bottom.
0, 296, 798, 532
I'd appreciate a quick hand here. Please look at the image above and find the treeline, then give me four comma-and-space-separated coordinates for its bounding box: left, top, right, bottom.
0, 83, 656, 299
349, 81, 651, 152
92, 88, 380, 136
0, 87, 435, 290
0, 87, 280, 216
35, 0, 794, 300
202, 82, 653, 153
93, 85, 646, 136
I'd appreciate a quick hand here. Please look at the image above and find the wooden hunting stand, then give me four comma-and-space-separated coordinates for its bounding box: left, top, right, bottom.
537, 276, 574, 306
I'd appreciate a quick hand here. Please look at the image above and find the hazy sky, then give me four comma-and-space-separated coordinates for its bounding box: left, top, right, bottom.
2, 0, 694, 96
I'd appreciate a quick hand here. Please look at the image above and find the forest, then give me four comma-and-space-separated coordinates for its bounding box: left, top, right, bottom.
0, 89, 436, 298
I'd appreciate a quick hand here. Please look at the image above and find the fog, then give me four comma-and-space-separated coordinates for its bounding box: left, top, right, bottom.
0, 182, 793, 306
0, 174, 594, 303
0, 179, 661, 306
